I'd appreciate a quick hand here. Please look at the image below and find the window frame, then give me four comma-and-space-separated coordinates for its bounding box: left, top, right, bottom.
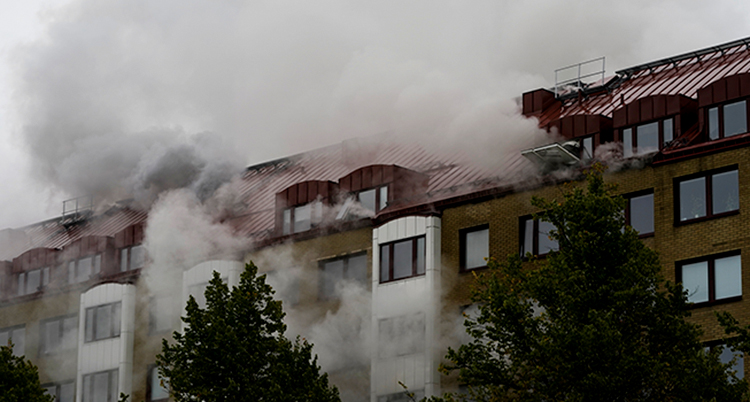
356, 185, 389, 214
579, 135, 595, 161
281, 201, 323, 235
622, 117, 674, 158
67, 254, 102, 284
42, 381, 75, 402
624, 189, 655, 238
146, 364, 169, 402
120, 244, 146, 272
0, 325, 25, 356
707, 99, 749, 140
318, 252, 369, 300
676, 251, 742, 308
39, 314, 78, 355
84, 302, 121, 343
459, 224, 490, 271
17, 266, 50, 296
81, 369, 118, 402
379, 236, 426, 284
519, 216, 559, 258
673, 165, 740, 225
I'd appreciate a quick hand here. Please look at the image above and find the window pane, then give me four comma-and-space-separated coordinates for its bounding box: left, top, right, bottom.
538, 221, 559, 254
636, 121, 659, 154
83, 374, 91, 402
719, 345, 745, 380
380, 245, 390, 282
95, 305, 111, 340
42, 267, 50, 286
416, 237, 425, 275
465, 228, 489, 269
11, 328, 24, 356
131, 245, 146, 269
679, 177, 706, 221
189, 283, 208, 309
68, 261, 76, 284
92, 255, 101, 274
85, 308, 94, 342
712, 170, 739, 215
112, 303, 121, 337
282, 209, 291, 235
581, 136, 593, 161
321, 259, 345, 299
44, 320, 61, 353
17, 274, 24, 296
293, 204, 311, 233
709, 107, 720, 140
393, 240, 413, 280
623, 128, 633, 158
77, 258, 92, 282
93, 372, 109, 402
521, 218, 534, 256
151, 368, 169, 400
663, 118, 673, 145
347, 254, 368, 285
358, 189, 376, 212
715, 255, 742, 300
110, 371, 119, 402
724, 100, 747, 137
379, 186, 388, 211
682, 261, 709, 303
60, 382, 75, 402
629, 193, 654, 235
26, 270, 41, 294
151, 297, 172, 333
63, 316, 78, 350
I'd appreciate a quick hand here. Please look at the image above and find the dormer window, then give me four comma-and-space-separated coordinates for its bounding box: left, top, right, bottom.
17, 267, 50, 296
622, 118, 673, 157
358, 185, 388, 213
708, 100, 748, 140
68, 254, 102, 284
282, 201, 323, 235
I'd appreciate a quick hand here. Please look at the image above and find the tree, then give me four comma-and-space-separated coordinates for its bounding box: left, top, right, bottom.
157, 262, 340, 402
437, 168, 747, 401
0, 343, 54, 402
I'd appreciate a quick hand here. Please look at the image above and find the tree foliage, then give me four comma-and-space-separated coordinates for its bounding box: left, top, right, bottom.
157, 262, 340, 402
438, 168, 747, 401
0, 343, 54, 402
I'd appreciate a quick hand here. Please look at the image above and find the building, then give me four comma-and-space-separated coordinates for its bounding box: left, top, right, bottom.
2, 36, 750, 402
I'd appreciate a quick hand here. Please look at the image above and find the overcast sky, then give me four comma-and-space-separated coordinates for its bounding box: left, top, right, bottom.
1, 0, 750, 230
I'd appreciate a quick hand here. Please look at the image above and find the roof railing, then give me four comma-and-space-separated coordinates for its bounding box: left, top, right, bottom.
554, 57, 606, 98
61, 196, 94, 227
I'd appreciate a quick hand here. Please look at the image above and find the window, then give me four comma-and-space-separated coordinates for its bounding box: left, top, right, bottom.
319, 253, 368, 299
40, 315, 77, 354
147, 365, 169, 402
519, 216, 559, 257
282, 201, 323, 235
625, 191, 654, 236
377, 390, 425, 402
358, 185, 389, 213
676, 167, 739, 223
68, 254, 102, 284
0, 325, 25, 356
149, 296, 172, 334
120, 245, 146, 272
82, 369, 118, 402
84, 302, 121, 342
708, 100, 748, 140
379, 236, 425, 283
677, 252, 742, 306
378, 313, 425, 358
580, 136, 594, 161
43, 381, 75, 402
188, 277, 227, 309
622, 118, 674, 157
460, 225, 489, 270
17, 267, 50, 295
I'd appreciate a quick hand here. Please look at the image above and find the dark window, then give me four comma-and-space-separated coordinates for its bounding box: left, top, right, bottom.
625, 191, 654, 236
519, 216, 559, 257
120, 245, 146, 272
82, 369, 118, 402
460, 225, 489, 270
84, 302, 121, 342
676, 167, 739, 223
378, 313, 425, 358
380, 236, 426, 283
68, 255, 102, 284
282, 202, 323, 235
358, 185, 389, 213
17, 267, 50, 296
378, 390, 425, 402
708, 100, 748, 140
0, 325, 25, 356
622, 118, 674, 157
43, 381, 75, 402
319, 253, 368, 300
149, 296, 172, 334
677, 252, 741, 306
147, 365, 169, 402
40, 315, 77, 354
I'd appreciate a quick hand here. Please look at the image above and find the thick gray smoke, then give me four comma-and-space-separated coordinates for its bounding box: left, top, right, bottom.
10, 0, 750, 209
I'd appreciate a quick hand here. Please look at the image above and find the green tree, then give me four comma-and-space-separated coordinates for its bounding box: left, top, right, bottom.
437, 168, 747, 401
0, 343, 54, 402
157, 262, 340, 402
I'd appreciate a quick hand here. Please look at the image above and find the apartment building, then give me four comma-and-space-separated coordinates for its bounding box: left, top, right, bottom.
1, 37, 750, 402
